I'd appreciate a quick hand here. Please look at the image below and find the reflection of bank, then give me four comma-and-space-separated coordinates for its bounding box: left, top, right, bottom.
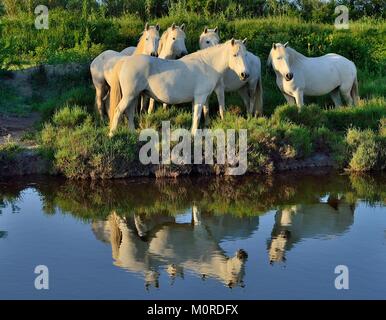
267, 197, 355, 264
92, 206, 259, 289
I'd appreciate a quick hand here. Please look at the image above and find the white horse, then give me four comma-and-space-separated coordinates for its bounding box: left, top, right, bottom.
146, 23, 188, 114
199, 27, 263, 119
108, 39, 250, 136
90, 23, 160, 119
268, 42, 359, 108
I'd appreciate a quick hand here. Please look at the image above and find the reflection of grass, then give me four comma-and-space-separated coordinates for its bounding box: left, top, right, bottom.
1, 172, 385, 222
24, 172, 384, 221
0, 231, 8, 239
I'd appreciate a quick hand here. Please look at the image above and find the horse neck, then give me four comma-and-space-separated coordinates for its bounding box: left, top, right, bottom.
134, 34, 145, 55
287, 47, 306, 65
198, 44, 229, 74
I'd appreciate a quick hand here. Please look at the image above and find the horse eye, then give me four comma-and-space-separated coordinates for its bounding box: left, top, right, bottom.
173, 37, 176, 40
146, 38, 149, 41
206, 41, 210, 44
233, 54, 237, 57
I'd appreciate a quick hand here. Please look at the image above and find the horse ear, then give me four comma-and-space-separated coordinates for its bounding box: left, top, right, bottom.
171, 23, 176, 30
231, 38, 235, 46
156, 24, 160, 31
284, 42, 289, 48
145, 23, 149, 31
204, 27, 208, 34
272, 43, 277, 50
242, 38, 247, 45
180, 23, 185, 31
214, 27, 218, 33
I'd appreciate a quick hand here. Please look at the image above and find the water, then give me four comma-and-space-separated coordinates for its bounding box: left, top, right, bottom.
0, 171, 385, 300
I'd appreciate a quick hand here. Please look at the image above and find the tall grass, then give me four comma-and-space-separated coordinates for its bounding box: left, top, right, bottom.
1, 11, 385, 73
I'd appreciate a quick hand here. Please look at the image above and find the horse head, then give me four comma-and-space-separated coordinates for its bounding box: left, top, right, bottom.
199, 26, 220, 49
140, 23, 160, 57
228, 38, 250, 81
269, 42, 294, 81
158, 23, 188, 59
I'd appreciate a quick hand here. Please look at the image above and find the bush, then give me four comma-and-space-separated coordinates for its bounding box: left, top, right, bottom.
346, 128, 386, 172
52, 105, 90, 128
272, 104, 327, 128
41, 106, 138, 179
312, 126, 348, 166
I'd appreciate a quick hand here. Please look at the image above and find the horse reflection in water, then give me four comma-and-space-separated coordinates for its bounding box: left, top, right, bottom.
92, 206, 258, 289
268, 196, 355, 264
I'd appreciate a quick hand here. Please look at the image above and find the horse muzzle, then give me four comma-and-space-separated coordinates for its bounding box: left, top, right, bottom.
285, 72, 294, 81
240, 72, 250, 81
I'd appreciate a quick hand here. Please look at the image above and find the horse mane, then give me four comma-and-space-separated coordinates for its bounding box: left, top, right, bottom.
286, 47, 307, 65
135, 32, 146, 55
157, 28, 170, 56
267, 45, 306, 67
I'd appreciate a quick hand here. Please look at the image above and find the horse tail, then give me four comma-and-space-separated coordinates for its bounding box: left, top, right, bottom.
254, 77, 263, 116
109, 59, 124, 123
351, 76, 359, 106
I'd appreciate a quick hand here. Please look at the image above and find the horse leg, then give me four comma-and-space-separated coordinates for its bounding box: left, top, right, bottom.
283, 93, 296, 105
109, 95, 136, 137
141, 95, 150, 113
163, 103, 168, 110
148, 98, 156, 114
340, 88, 354, 106
95, 83, 108, 120
215, 86, 226, 119
192, 205, 202, 226
330, 88, 343, 108
192, 99, 205, 136
238, 86, 250, 114
127, 99, 137, 130
248, 83, 258, 117
203, 98, 210, 126
293, 91, 304, 109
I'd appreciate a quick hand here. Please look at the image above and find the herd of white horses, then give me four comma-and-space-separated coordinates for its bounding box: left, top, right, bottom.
90, 23, 359, 137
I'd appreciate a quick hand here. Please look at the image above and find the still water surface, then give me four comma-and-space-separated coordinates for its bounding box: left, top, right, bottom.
0, 172, 385, 299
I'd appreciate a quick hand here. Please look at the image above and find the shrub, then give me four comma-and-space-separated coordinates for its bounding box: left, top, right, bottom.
52, 105, 91, 128
346, 128, 386, 172
312, 126, 348, 166
272, 104, 327, 128
41, 107, 138, 179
